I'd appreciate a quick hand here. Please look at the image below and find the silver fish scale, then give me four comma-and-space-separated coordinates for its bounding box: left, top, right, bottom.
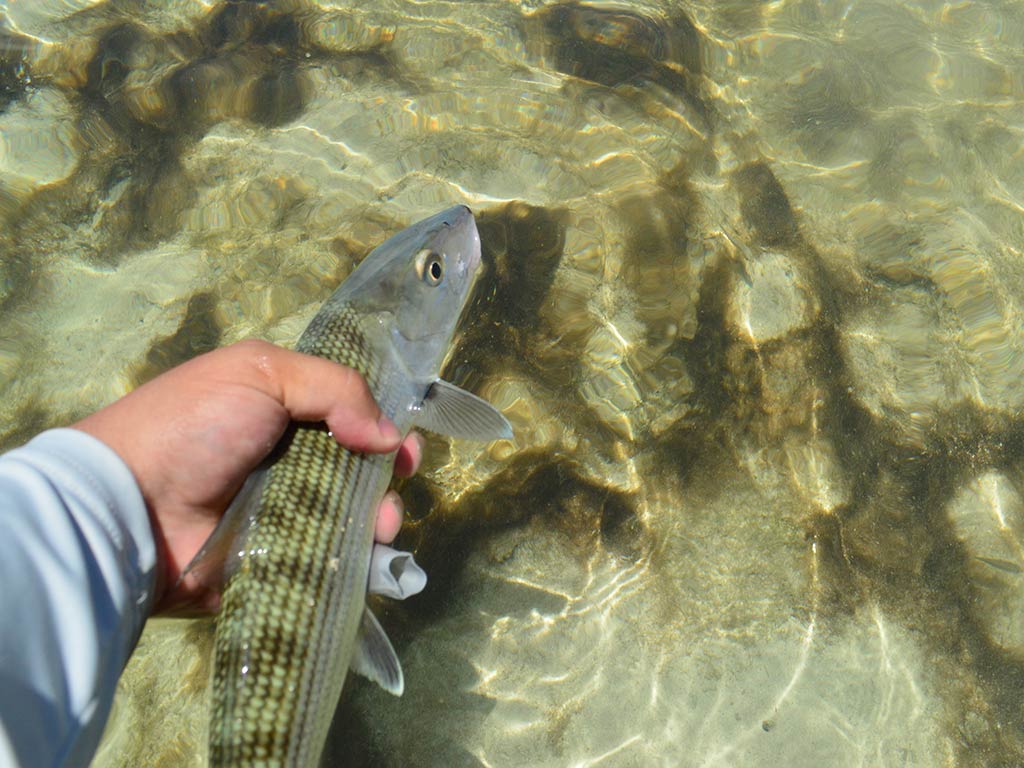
211, 302, 395, 767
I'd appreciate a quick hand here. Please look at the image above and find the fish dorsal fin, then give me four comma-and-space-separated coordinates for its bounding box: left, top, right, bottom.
177, 467, 269, 591
415, 379, 513, 441
368, 545, 428, 600
351, 607, 404, 696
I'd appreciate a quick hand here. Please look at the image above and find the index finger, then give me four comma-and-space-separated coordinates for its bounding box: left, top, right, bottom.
393, 432, 424, 478
234, 340, 403, 454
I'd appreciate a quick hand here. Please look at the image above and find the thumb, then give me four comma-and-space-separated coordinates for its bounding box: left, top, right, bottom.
238, 340, 402, 453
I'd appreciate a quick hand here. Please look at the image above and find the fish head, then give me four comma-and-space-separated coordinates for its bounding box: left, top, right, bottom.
334, 204, 482, 381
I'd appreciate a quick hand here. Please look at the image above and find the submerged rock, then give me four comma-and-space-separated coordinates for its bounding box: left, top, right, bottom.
839, 291, 949, 448
522, 1, 709, 127
1, 0, 106, 37
782, 434, 851, 515
839, 212, 1024, 449
7, 1, 1024, 766
339, 454, 952, 767
726, 251, 819, 345
0, 88, 79, 207
947, 471, 1024, 656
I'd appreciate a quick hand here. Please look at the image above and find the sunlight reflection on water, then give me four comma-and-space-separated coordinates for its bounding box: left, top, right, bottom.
1, 0, 1023, 765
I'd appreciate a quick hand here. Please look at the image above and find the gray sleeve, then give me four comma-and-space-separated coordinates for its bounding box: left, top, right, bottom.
0, 428, 157, 768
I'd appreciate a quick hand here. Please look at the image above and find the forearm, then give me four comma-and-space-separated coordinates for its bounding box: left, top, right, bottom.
0, 429, 156, 768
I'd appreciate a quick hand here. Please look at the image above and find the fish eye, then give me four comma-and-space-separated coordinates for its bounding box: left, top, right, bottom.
416, 250, 445, 286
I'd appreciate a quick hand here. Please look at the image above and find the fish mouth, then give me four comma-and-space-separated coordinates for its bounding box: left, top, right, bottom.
443, 204, 474, 225
446, 207, 481, 270
467, 223, 482, 272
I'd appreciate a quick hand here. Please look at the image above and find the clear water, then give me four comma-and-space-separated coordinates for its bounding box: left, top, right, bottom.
1, 1, 1023, 766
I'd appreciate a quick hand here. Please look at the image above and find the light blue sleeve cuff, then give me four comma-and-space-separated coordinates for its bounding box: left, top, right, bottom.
0, 428, 156, 768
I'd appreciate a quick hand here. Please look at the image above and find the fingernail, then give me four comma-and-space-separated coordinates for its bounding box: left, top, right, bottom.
384, 489, 404, 518
377, 416, 401, 444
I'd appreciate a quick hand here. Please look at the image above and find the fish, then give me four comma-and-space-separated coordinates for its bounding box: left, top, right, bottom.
975, 555, 1023, 575
200, 205, 512, 767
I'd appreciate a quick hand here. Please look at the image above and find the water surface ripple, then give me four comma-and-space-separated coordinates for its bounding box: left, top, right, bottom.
1, 1, 1023, 766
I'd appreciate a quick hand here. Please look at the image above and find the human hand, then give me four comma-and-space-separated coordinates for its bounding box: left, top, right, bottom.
73, 340, 422, 614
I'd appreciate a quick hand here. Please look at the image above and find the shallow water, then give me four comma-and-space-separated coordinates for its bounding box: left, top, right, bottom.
2, 0, 1024, 765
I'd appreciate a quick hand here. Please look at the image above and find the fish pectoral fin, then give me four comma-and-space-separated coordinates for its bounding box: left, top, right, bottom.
177, 467, 269, 593
351, 607, 405, 696
369, 544, 428, 600
415, 379, 514, 441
